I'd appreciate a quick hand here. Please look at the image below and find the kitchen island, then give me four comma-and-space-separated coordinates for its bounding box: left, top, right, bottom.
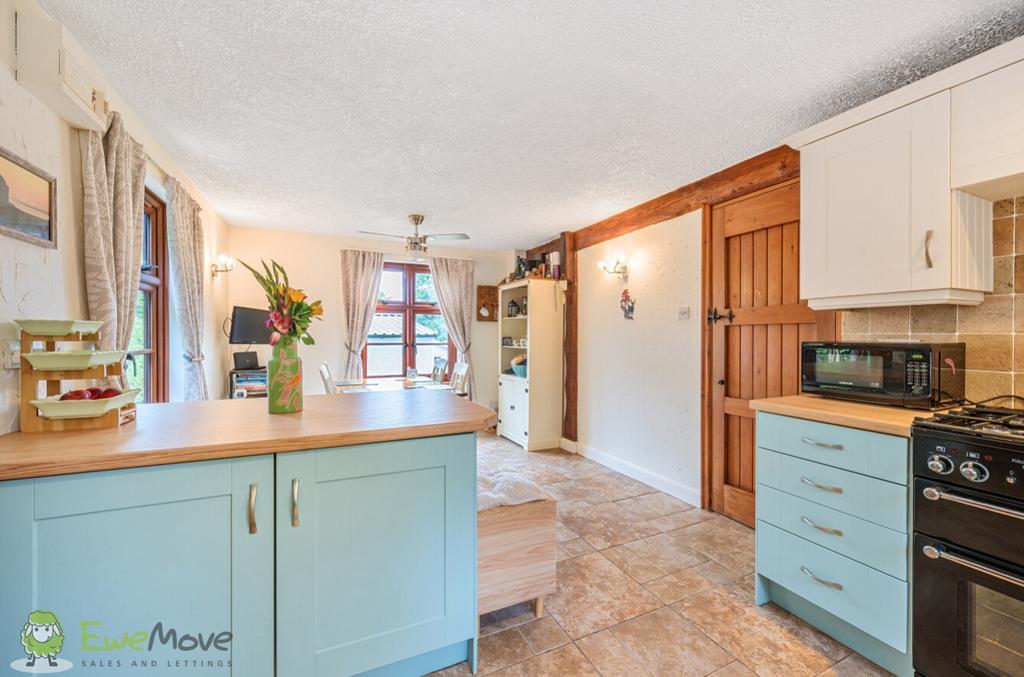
0, 390, 495, 677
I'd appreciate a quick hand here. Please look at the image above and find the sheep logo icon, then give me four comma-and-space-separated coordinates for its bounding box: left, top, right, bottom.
10, 610, 73, 673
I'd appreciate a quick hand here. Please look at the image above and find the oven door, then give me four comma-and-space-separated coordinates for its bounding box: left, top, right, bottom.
801, 343, 906, 405
914, 534, 1024, 677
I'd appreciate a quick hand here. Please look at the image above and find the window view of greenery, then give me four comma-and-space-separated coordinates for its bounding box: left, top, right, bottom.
365, 266, 451, 377
125, 291, 148, 401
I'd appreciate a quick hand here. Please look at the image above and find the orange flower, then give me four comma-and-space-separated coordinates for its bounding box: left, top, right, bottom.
287, 287, 307, 303
310, 300, 324, 316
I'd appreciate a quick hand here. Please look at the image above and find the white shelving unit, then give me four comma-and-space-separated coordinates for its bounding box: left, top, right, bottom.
497, 278, 564, 450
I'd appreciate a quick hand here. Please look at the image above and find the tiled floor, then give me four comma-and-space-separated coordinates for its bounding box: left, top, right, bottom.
431, 433, 891, 677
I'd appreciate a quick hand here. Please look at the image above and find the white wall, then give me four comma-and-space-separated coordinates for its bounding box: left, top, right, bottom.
0, 0, 232, 432
228, 226, 511, 409
577, 209, 703, 505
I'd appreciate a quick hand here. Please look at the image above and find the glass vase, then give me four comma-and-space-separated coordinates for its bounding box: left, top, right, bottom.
267, 339, 303, 414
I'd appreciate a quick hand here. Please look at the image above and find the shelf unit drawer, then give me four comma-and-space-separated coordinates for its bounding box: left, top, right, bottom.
757, 521, 908, 652
756, 484, 908, 579
757, 412, 909, 484
758, 448, 907, 532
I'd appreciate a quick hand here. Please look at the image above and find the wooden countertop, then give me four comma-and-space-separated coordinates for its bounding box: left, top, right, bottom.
748, 395, 930, 437
0, 390, 497, 481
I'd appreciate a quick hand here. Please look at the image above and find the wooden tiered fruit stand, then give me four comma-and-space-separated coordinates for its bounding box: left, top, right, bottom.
19, 326, 136, 432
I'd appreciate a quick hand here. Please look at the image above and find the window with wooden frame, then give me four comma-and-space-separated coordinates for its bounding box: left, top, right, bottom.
362, 263, 455, 378
125, 190, 169, 402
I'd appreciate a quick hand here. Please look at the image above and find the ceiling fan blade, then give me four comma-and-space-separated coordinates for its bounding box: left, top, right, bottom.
357, 230, 410, 239
425, 233, 470, 241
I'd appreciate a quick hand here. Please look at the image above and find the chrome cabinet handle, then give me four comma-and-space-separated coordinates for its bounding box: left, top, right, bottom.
248, 483, 258, 535
923, 486, 1024, 522
800, 565, 843, 591
923, 545, 1024, 590
924, 229, 934, 268
800, 476, 844, 494
291, 478, 300, 528
800, 515, 844, 537
801, 436, 843, 451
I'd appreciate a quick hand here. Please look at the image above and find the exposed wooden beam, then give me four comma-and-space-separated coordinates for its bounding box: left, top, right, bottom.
561, 231, 578, 442
574, 146, 800, 250
526, 238, 561, 260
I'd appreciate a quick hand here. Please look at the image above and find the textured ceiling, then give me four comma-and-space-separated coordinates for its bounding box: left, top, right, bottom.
40, 1, 1024, 250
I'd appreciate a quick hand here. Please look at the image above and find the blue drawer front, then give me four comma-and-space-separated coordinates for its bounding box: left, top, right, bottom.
757, 412, 909, 484
756, 484, 907, 579
757, 522, 907, 652
757, 448, 907, 532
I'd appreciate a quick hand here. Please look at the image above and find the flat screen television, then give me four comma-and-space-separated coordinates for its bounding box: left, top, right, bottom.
229, 306, 273, 344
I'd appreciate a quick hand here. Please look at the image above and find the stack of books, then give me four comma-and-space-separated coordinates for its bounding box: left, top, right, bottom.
231, 369, 268, 399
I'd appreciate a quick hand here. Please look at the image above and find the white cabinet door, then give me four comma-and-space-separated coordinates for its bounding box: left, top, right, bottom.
801, 91, 951, 300
952, 58, 1024, 198
498, 378, 528, 446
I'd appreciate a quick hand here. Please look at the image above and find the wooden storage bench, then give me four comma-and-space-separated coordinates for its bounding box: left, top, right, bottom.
478, 495, 557, 617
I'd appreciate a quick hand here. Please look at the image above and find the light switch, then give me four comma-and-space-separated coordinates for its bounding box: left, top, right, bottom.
677, 306, 691, 320
2, 339, 21, 369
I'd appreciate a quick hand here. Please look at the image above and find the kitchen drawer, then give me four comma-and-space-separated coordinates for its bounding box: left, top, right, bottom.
757, 521, 907, 652
757, 448, 907, 532
757, 412, 908, 484
756, 484, 907, 579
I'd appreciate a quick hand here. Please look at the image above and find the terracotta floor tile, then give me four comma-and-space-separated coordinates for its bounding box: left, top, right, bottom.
489, 643, 601, 676
668, 516, 755, 573
546, 552, 661, 639
544, 479, 610, 506
643, 567, 714, 605
633, 491, 696, 516
427, 660, 473, 675
693, 560, 745, 586
602, 545, 667, 583
816, 654, 894, 676
609, 607, 734, 677
710, 661, 758, 676
562, 537, 597, 558
576, 471, 656, 502
560, 502, 663, 550
623, 530, 709, 574
675, 589, 848, 677
477, 627, 534, 674
481, 602, 539, 636
518, 616, 570, 654
642, 509, 717, 533
576, 629, 653, 676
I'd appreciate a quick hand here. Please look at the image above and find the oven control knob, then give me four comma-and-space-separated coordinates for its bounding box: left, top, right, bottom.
1007, 476, 1018, 485
927, 455, 954, 475
960, 461, 989, 483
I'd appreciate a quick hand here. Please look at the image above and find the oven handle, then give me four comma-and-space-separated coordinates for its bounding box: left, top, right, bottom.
922, 545, 1024, 590
922, 485, 1024, 522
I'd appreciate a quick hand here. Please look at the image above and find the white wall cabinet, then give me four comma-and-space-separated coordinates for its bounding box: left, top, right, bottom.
798, 92, 992, 310
497, 279, 564, 451
951, 58, 1024, 200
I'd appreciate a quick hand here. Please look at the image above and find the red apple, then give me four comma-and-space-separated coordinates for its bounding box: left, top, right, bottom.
99, 388, 121, 399
87, 387, 103, 399
60, 390, 89, 401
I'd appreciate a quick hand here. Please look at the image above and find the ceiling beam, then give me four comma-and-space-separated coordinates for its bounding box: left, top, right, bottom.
573, 145, 800, 250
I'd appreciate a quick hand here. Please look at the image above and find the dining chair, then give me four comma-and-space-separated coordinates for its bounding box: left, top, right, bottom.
450, 362, 470, 397
319, 362, 337, 394
431, 357, 449, 383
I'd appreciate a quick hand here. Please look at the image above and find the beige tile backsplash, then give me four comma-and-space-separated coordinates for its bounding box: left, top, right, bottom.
842, 196, 1023, 406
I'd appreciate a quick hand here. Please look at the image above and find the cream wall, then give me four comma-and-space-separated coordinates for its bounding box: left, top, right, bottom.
0, 0, 232, 432
577, 209, 703, 505
228, 226, 512, 409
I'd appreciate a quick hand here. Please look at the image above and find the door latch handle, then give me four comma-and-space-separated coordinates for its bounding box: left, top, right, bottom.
706, 307, 735, 324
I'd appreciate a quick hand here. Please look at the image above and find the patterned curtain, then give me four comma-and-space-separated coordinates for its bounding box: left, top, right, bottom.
80, 112, 146, 387
166, 178, 209, 400
429, 257, 475, 400
339, 249, 384, 380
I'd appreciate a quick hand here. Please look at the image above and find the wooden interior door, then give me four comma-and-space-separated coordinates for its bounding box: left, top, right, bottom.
707, 179, 836, 527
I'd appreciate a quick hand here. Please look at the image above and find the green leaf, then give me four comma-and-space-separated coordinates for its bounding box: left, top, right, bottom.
301, 334, 314, 345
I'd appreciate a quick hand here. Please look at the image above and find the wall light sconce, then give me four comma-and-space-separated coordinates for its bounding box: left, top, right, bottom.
597, 256, 628, 281
211, 254, 235, 277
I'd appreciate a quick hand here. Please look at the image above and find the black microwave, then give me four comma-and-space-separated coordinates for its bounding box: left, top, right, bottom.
801, 341, 965, 410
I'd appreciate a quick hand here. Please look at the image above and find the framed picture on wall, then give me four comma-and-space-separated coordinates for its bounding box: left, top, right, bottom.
0, 145, 57, 248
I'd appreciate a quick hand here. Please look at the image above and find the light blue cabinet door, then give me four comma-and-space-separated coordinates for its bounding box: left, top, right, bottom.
0, 456, 275, 676
276, 434, 477, 677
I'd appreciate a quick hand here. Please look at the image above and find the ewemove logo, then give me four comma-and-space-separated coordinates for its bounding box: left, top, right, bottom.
10, 609, 74, 673
10, 612, 233, 673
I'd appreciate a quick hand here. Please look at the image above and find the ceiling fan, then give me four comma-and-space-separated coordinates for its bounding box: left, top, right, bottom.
358, 214, 469, 261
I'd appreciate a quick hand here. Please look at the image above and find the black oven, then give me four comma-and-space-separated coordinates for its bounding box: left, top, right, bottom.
914, 479, 1024, 676
801, 341, 964, 410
